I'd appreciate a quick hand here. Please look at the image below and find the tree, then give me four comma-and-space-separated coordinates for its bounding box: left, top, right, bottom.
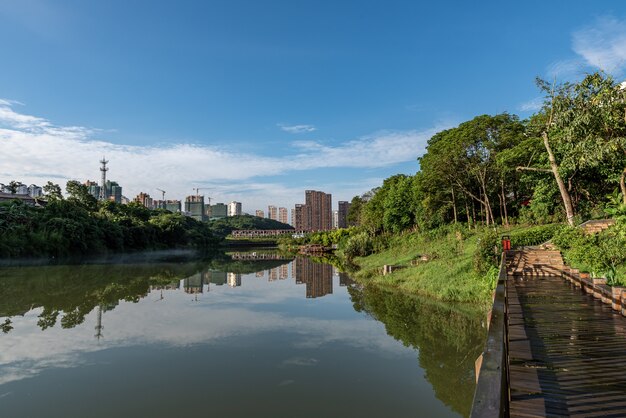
66, 180, 97, 211
347, 195, 365, 226
419, 114, 525, 226
533, 73, 626, 225
43, 181, 63, 201
6, 181, 22, 194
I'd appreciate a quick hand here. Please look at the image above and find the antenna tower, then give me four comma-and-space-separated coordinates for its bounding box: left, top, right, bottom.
99, 157, 109, 201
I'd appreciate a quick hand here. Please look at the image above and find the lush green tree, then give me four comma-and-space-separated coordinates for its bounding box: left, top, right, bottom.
66, 180, 97, 211
532, 72, 626, 225
346, 195, 365, 227
43, 181, 63, 201
419, 114, 525, 226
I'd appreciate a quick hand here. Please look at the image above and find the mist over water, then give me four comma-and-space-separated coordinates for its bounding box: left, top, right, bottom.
0, 253, 485, 417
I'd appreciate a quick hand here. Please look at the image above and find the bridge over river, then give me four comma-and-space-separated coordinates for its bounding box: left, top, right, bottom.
471, 246, 626, 417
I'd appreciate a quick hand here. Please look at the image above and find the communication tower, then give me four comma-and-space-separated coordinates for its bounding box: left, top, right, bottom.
99, 157, 109, 200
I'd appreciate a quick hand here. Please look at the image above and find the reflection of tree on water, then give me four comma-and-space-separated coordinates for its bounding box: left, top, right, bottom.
0, 255, 337, 335
348, 285, 486, 417
0, 263, 203, 334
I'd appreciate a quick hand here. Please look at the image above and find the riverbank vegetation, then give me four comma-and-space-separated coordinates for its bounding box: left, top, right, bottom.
286, 72, 626, 302
209, 214, 292, 238
0, 180, 219, 258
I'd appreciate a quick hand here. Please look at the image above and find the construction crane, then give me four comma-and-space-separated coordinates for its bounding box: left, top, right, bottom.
193, 187, 214, 205
156, 188, 166, 201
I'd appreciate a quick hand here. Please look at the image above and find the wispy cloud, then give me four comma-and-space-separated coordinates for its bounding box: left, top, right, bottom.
0, 101, 440, 208
546, 58, 587, 79
572, 16, 626, 74
518, 97, 544, 113
278, 123, 316, 134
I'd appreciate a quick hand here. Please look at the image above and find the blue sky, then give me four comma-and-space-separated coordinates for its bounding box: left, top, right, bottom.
1, 0, 625, 213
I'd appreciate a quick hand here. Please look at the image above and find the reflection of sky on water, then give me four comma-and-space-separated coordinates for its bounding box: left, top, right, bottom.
0, 270, 409, 387
0, 257, 479, 418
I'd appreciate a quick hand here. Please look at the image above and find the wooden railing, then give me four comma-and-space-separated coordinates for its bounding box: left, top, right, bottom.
470, 253, 509, 418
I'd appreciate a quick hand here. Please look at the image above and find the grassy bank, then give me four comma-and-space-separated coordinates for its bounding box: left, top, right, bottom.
350, 230, 494, 307
346, 224, 561, 308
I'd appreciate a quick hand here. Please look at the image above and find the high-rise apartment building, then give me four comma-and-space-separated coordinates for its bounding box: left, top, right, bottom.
255, 210, 264, 218
85, 180, 100, 200
207, 202, 227, 219
268, 205, 278, 221
278, 207, 288, 224
338, 201, 351, 228
293, 204, 308, 230
293, 190, 332, 231
185, 195, 205, 221
332, 210, 339, 229
228, 201, 242, 216
165, 200, 181, 213
134, 192, 153, 208
106, 181, 123, 204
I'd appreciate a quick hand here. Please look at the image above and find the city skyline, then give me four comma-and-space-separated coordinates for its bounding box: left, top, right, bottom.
1, 2, 625, 211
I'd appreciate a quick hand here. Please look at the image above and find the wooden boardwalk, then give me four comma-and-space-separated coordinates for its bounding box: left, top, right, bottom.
507, 249, 626, 417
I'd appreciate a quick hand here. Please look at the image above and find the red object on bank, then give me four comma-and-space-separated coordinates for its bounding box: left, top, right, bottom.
501, 235, 511, 251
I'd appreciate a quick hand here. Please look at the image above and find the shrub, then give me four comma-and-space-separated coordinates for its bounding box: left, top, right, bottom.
552, 226, 586, 250
341, 232, 373, 260
508, 224, 561, 247
474, 229, 499, 274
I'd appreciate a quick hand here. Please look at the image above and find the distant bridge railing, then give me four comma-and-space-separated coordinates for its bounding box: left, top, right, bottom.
229, 252, 293, 261
470, 252, 510, 418
230, 229, 305, 238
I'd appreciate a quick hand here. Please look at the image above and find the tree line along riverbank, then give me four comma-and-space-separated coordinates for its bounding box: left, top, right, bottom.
282, 72, 626, 306
0, 178, 296, 259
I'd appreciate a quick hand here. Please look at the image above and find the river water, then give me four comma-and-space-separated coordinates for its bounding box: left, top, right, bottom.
0, 252, 486, 417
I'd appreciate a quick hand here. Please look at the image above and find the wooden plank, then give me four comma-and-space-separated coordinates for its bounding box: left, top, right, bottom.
508, 259, 626, 418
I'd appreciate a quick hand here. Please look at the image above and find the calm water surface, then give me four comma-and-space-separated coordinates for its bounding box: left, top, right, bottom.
0, 253, 486, 417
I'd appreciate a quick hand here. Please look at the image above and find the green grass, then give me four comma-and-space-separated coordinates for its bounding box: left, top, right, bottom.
351, 230, 493, 307
350, 225, 545, 308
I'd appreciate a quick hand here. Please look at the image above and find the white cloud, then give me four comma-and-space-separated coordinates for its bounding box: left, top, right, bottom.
518, 97, 544, 113
546, 58, 587, 79
573, 16, 626, 73
290, 128, 440, 169
278, 124, 316, 134
0, 101, 440, 208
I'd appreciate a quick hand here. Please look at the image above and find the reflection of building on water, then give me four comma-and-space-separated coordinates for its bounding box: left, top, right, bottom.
293, 257, 333, 298
269, 268, 278, 282
255, 270, 265, 278
279, 264, 288, 280
184, 271, 208, 294
229, 252, 293, 261
338, 272, 354, 287
292, 261, 301, 284
149, 278, 181, 291
209, 271, 227, 286
227, 272, 242, 287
